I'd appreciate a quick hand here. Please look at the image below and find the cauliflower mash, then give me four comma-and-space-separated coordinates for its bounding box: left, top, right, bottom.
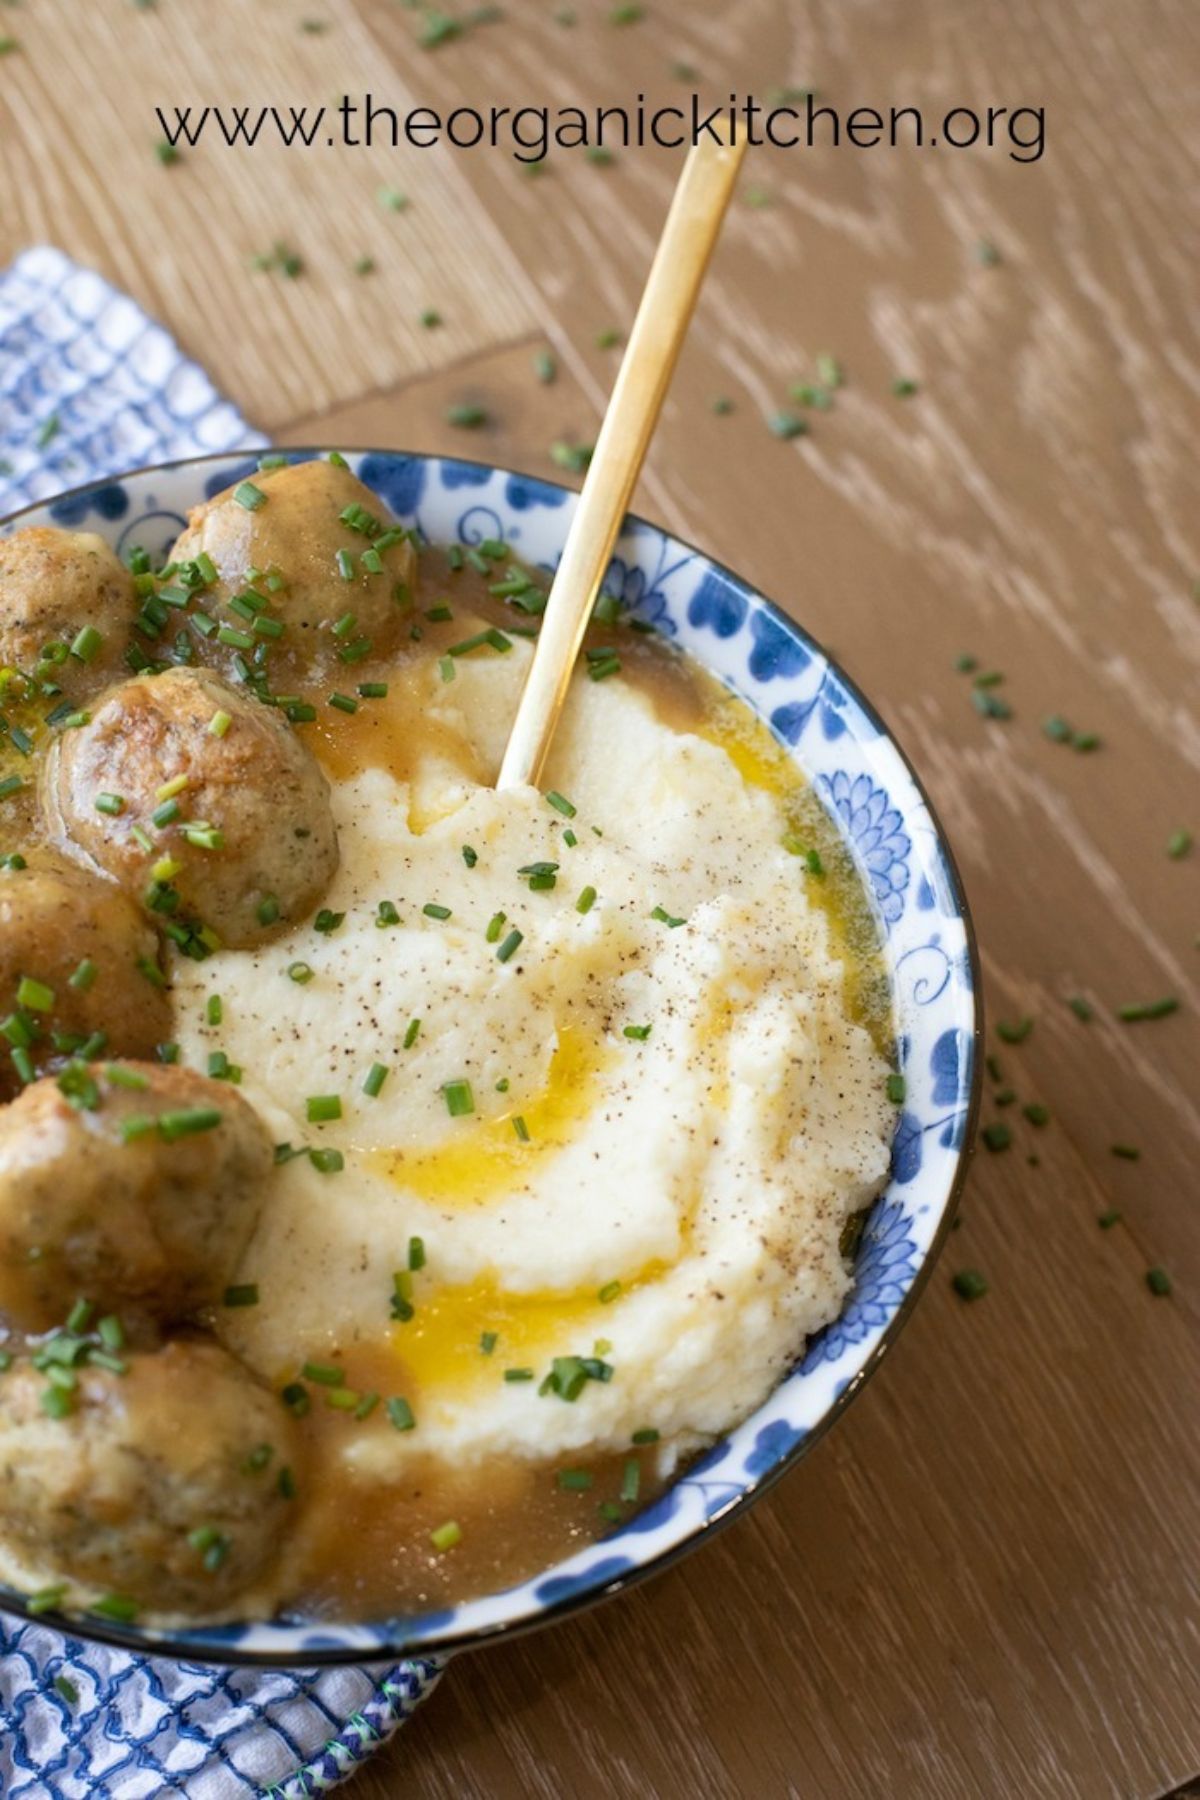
176, 637, 894, 1492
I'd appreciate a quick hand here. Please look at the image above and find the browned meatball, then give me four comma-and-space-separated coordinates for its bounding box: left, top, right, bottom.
0, 527, 135, 690
0, 854, 170, 1101
0, 1341, 300, 1615
171, 457, 417, 668
0, 1063, 272, 1331
42, 666, 338, 947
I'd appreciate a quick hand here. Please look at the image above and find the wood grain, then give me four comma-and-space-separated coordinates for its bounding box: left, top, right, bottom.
5, 0, 1200, 1793
0, 0, 538, 424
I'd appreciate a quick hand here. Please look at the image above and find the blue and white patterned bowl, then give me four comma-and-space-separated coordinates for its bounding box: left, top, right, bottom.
0, 450, 981, 1667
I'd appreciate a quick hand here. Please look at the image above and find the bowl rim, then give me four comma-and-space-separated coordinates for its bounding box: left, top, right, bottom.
0, 447, 982, 1666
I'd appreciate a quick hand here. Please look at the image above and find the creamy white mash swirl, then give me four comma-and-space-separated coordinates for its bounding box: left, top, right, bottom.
173, 644, 893, 1474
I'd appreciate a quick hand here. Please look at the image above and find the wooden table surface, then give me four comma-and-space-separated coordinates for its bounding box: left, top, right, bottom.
3, 1, 1198, 1793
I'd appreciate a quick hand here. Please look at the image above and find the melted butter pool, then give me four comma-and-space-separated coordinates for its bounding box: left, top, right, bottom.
383, 1260, 666, 1397
373, 1024, 607, 1207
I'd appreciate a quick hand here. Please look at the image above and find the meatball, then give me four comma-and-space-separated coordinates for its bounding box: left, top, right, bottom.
42, 666, 338, 947
0, 527, 136, 689
0, 1063, 272, 1331
0, 1341, 300, 1614
171, 457, 417, 667
0, 854, 170, 1101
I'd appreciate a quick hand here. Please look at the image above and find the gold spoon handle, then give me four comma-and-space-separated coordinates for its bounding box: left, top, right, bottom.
497, 130, 748, 791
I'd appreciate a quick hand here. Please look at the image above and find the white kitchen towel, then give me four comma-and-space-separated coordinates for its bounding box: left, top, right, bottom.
0, 244, 444, 1798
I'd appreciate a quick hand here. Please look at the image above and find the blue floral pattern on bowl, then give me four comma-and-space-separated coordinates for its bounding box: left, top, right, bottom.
0, 451, 979, 1667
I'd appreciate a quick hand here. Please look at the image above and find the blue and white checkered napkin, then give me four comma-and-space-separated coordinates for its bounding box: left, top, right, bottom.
0, 246, 444, 1796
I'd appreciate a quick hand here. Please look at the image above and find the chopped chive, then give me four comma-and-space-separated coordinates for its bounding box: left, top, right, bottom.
387, 1396, 416, 1431
446, 404, 487, 429
70, 625, 104, 664
1072, 731, 1101, 752
27, 1585, 67, 1617
622, 1024, 651, 1041
576, 885, 597, 915
223, 1284, 259, 1308
98, 1315, 125, 1352
461, 844, 478, 868
1097, 1208, 1123, 1230
1111, 1143, 1140, 1160
302, 1361, 344, 1387
545, 790, 576, 818
306, 1094, 342, 1124
158, 1107, 222, 1141
981, 1122, 1012, 1152
885, 1072, 906, 1104
439, 655, 455, 683
430, 1520, 461, 1550
104, 1065, 149, 1090
358, 682, 390, 701
1067, 996, 1093, 1021
631, 1427, 659, 1445
403, 1018, 421, 1049
65, 1297, 93, 1334
496, 929, 523, 963
995, 1017, 1033, 1044
205, 995, 223, 1027
0, 777, 23, 802
423, 902, 451, 920
485, 911, 506, 943
952, 1268, 988, 1301
256, 894, 281, 928
1166, 829, 1192, 860
1146, 1267, 1172, 1297
16, 977, 54, 1013
442, 1079, 474, 1117
216, 625, 254, 651
557, 1468, 594, 1491
1023, 1102, 1050, 1127
328, 691, 359, 715
324, 1387, 362, 1412
355, 1392, 380, 1419
288, 961, 314, 984
480, 1330, 498, 1356
91, 1594, 138, 1623
309, 1148, 344, 1174
620, 1459, 641, 1503
650, 905, 686, 928
512, 1115, 530, 1142
549, 440, 594, 473
376, 900, 401, 927
1116, 998, 1179, 1022
503, 1367, 535, 1382
209, 709, 233, 737
313, 909, 345, 935
233, 481, 267, 512
598, 1280, 622, 1304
